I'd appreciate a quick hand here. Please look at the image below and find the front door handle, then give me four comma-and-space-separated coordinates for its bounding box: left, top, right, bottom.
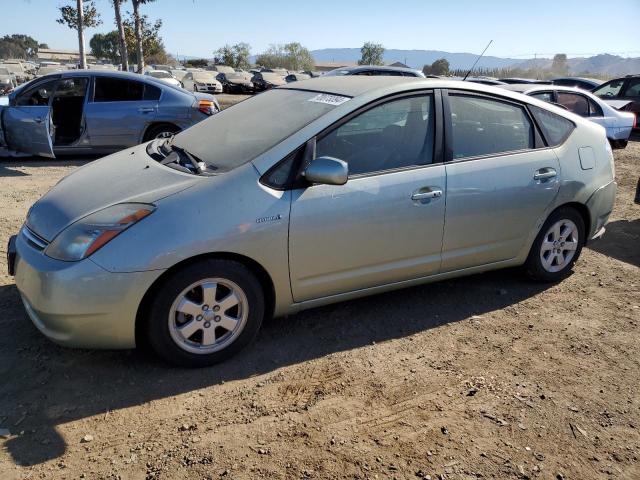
411, 189, 443, 201
138, 107, 155, 113
534, 168, 557, 180
34, 116, 43, 123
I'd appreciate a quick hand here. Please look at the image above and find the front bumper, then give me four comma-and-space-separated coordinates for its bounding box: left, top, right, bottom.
13, 230, 164, 349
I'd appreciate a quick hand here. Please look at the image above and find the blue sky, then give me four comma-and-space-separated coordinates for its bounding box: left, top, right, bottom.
3, 0, 640, 59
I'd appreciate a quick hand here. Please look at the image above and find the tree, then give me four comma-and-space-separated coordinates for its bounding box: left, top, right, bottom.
0, 34, 40, 59
429, 58, 450, 76
214, 43, 251, 69
184, 58, 209, 68
358, 42, 384, 66
90, 31, 121, 63
57, 0, 102, 69
552, 53, 568, 75
112, 0, 129, 71
255, 43, 315, 71
131, 0, 155, 73
123, 14, 166, 65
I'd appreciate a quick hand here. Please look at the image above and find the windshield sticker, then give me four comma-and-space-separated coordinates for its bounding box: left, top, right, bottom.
308, 94, 350, 106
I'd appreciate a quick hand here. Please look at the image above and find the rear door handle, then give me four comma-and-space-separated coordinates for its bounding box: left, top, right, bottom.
34, 117, 43, 123
411, 189, 443, 201
534, 168, 557, 180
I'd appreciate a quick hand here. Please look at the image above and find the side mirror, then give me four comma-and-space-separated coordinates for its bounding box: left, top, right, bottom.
303, 156, 348, 185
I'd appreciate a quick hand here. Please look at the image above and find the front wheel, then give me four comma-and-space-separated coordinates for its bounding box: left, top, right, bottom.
146, 260, 265, 367
525, 207, 585, 282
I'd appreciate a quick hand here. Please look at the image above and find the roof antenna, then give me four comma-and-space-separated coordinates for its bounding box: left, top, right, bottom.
463, 40, 493, 81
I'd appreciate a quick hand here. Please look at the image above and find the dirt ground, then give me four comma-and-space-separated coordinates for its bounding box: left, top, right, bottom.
0, 139, 638, 480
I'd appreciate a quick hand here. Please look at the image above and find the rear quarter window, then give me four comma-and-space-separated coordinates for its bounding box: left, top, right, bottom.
529, 105, 575, 146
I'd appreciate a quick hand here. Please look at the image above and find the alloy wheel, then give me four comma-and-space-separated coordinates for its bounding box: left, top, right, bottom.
539, 219, 579, 273
168, 278, 249, 354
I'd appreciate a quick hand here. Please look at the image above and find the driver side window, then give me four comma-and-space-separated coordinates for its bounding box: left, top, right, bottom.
316, 95, 435, 176
593, 80, 624, 98
15, 79, 59, 106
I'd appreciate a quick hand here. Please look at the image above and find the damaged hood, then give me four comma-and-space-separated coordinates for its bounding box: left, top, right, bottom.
26, 143, 200, 241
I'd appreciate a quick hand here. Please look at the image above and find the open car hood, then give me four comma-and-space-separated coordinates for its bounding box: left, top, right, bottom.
26, 143, 199, 241
604, 99, 634, 111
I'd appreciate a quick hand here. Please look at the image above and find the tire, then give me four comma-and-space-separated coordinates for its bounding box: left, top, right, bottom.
146, 259, 265, 367
143, 124, 180, 142
609, 138, 627, 149
524, 207, 585, 282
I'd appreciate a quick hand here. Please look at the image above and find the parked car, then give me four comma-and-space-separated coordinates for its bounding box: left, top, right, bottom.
251, 72, 286, 91
0, 67, 17, 94
209, 65, 236, 74
145, 70, 182, 88
325, 65, 425, 77
261, 67, 289, 76
551, 77, 604, 90
1, 61, 32, 84
181, 71, 223, 94
0, 70, 219, 158
464, 77, 507, 86
216, 72, 253, 93
285, 73, 311, 83
301, 70, 322, 78
499, 77, 551, 85
500, 84, 636, 148
8, 77, 616, 367
591, 75, 640, 129
171, 69, 188, 83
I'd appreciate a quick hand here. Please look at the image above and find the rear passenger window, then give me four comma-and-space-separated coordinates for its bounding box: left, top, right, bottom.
94, 77, 144, 102
449, 95, 534, 159
143, 84, 161, 101
556, 92, 589, 116
529, 105, 575, 146
531, 92, 553, 103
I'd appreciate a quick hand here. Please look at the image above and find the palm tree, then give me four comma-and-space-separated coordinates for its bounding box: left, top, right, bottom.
112, 0, 129, 72
131, 0, 155, 73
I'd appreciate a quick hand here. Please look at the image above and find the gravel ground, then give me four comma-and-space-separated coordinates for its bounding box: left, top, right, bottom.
0, 139, 638, 480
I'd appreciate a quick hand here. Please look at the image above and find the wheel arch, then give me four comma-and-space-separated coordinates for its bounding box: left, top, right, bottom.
549, 201, 591, 241
141, 122, 181, 142
135, 252, 276, 348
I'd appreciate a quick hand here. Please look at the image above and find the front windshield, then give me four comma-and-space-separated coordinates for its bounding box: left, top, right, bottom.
173, 89, 345, 171
150, 71, 171, 78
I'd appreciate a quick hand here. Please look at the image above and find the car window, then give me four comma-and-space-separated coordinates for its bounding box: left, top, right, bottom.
449, 95, 534, 159
94, 77, 144, 102
556, 92, 589, 116
621, 79, 640, 98
531, 91, 553, 102
588, 98, 603, 117
317, 95, 435, 176
529, 105, 575, 146
184, 73, 192, 80
53, 77, 88, 98
143, 83, 161, 101
15, 78, 58, 106
592, 79, 624, 98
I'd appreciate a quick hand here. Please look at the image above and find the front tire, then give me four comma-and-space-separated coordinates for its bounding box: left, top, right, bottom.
146, 259, 265, 367
525, 207, 585, 282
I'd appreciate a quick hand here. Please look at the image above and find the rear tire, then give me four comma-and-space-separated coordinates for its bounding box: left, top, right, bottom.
525, 207, 585, 282
146, 259, 265, 367
143, 124, 180, 142
609, 139, 628, 149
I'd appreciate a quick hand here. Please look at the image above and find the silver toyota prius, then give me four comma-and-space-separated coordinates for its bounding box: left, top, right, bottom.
9, 77, 617, 367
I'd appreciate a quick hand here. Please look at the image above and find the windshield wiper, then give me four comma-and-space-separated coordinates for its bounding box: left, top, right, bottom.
169, 143, 206, 174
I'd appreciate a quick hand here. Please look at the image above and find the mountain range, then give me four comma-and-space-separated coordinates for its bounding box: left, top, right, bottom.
179, 49, 639, 77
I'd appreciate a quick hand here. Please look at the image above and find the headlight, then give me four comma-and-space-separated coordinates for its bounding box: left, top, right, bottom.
45, 203, 155, 261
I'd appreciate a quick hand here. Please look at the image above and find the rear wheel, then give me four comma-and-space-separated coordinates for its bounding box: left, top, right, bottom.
146, 260, 265, 367
609, 138, 628, 149
525, 207, 585, 282
143, 124, 180, 142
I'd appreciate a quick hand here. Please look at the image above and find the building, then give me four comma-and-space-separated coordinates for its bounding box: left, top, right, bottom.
37, 48, 96, 64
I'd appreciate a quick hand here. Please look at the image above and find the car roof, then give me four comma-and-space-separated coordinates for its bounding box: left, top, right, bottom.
332, 65, 422, 75
552, 76, 603, 84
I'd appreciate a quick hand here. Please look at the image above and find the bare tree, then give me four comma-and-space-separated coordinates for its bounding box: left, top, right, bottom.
113, 0, 129, 71
131, 0, 155, 73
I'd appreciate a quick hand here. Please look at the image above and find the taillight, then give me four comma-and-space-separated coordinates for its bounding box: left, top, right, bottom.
197, 100, 218, 116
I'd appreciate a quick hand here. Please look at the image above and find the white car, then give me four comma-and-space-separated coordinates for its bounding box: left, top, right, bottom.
501, 84, 636, 149
144, 70, 182, 89
181, 71, 223, 94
